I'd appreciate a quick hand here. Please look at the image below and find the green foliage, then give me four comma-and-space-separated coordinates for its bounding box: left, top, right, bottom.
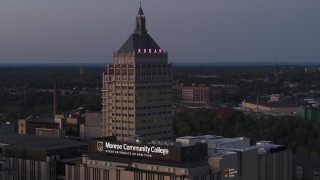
0, 67, 103, 122
174, 109, 320, 157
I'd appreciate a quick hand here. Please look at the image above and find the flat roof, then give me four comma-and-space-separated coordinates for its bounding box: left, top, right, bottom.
245, 101, 300, 108
209, 137, 248, 144
177, 135, 223, 140
256, 143, 288, 154
177, 136, 199, 140
210, 151, 237, 157
0, 133, 87, 150
24, 115, 55, 122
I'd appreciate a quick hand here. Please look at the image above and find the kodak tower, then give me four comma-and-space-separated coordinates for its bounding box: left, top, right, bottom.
102, 6, 173, 142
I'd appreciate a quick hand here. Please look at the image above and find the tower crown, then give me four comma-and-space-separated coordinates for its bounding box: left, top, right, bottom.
117, 6, 165, 57
134, 6, 147, 35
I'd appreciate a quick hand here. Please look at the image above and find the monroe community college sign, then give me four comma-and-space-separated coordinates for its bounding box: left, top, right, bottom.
97, 141, 170, 159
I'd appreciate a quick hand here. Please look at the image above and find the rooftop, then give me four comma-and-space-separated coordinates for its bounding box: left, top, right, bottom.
245, 100, 300, 108
118, 34, 162, 54
256, 141, 288, 154
205, 137, 248, 144
0, 133, 86, 150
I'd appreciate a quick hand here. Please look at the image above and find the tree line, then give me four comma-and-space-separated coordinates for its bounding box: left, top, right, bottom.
174, 109, 320, 157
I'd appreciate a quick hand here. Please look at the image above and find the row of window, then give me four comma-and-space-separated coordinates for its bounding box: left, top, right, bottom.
113, 127, 134, 131
136, 85, 171, 89
140, 131, 172, 137
115, 86, 134, 90
111, 111, 171, 118
112, 120, 134, 124
137, 98, 169, 103
114, 100, 135, 103
107, 84, 171, 89
136, 105, 171, 110
109, 68, 171, 76
114, 132, 172, 139
112, 106, 135, 110
114, 93, 134, 96
111, 113, 134, 117
136, 91, 172, 96
114, 76, 134, 81
137, 124, 171, 130
111, 105, 171, 110
136, 111, 172, 117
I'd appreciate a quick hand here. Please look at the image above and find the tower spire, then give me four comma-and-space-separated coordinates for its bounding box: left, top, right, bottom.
134, 4, 147, 35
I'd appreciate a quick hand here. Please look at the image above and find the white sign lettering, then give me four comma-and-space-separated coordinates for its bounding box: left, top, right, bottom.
137, 48, 163, 54
103, 142, 169, 156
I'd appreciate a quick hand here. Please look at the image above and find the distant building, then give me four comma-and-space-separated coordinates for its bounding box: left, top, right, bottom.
242, 100, 300, 115
299, 107, 320, 121
36, 128, 66, 138
79, 107, 103, 140
18, 106, 103, 140
173, 84, 239, 105
304, 67, 320, 72
79, 65, 86, 75
173, 84, 210, 104
18, 115, 79, 137
0, 134, 87, 180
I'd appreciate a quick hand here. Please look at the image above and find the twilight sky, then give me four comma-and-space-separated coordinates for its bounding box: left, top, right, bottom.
0, 0, 319, 64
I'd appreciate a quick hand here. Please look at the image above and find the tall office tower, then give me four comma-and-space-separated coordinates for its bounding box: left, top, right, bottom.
102, 6, 173, 142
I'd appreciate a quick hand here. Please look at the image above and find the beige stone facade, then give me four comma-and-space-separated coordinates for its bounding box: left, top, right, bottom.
101, 7, 173, 142
102, 60, 173, 142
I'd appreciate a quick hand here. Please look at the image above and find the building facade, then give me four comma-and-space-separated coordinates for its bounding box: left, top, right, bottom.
0, 134, 87, 180
64, 135, 292, 180
256, 141, 292, 180
102, 7, 173, 142
173, 84, 238, 105
65, 136, 220, 180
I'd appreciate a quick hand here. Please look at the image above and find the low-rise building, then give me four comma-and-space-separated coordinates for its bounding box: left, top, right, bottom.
18, 106, 103, 140
299, 107, 320, 121
209, 147, 258, 180
242, 100, 300, 115
64, 135, 291, 180
256, 141, 292, 180
176, 135, 250, 155
173, 84, 239, 105
66, 136, 220, 180
0, 133, 87, 180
